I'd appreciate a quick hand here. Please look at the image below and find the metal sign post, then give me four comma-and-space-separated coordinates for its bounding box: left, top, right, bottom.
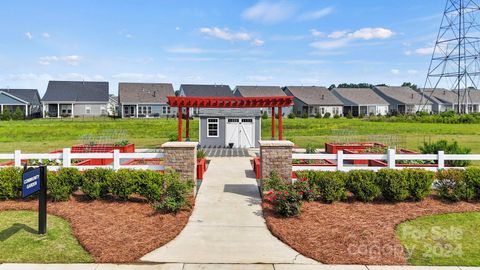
22, 165, 47, 234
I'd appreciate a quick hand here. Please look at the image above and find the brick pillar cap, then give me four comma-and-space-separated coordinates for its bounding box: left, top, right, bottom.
258, 140, 294, 147
162, 141, 199, 148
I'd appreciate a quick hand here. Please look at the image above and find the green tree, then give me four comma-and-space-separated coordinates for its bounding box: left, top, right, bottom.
402, 82, 418, 90
1, 108, 11, 121
12, 107, 24, 120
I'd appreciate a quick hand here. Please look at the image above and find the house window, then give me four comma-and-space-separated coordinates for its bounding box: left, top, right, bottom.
167, 107, 171, 113
241, 118, 253, 123
207, 118, 219, 137
100, 106, 106, 115
85, 106, 91, 114
321, 107, 325, 114
139, 106, 152, 115
162, 106, 167, 114
228, 119, 239, 123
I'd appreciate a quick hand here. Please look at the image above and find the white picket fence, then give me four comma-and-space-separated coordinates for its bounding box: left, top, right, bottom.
0, 148, 165, 171
292, 149, 480, 172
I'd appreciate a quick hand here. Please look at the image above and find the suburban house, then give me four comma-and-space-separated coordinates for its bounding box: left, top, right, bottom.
283, 86, 343, 117
42, 81, 109, 118
118, 83, 176, 118
198, 108, 261, 148
421, 88, 455, 113
108, 94, 119, 116
0, 89, 42, 118
179, 84, 233, 116
331, 87, 389, 116
233, 85, 292, 116
372, 86, 433, 114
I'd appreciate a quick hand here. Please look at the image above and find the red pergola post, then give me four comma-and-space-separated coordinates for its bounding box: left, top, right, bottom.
178, 107, 183, 141
186, 107, 190, 141
278, 107, 283, 140
271, 107, 275, 140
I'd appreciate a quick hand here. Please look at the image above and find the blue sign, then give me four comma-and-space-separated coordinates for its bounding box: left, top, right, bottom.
22, 167, 41, 198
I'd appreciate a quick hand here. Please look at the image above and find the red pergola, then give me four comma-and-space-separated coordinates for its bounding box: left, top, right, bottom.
167, 96, 294, 142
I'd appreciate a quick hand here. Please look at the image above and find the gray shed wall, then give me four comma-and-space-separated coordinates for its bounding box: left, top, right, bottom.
199, 116, 261, 148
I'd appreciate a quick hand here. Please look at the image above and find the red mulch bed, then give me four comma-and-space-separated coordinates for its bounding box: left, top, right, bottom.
0, 194, 192, 263
263, 196, 480, 265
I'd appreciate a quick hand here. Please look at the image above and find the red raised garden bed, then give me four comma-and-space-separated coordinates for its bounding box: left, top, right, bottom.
325, 142, 386, 154
71, 143, 135, 153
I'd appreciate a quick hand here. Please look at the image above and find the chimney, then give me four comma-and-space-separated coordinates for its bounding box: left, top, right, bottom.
321, 94, 325, 100
153, 91, 156, 97
411, 93, 414, 99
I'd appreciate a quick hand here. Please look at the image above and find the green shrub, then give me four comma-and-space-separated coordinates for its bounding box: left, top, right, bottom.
270, 186, 302, 217
0, 167, 22, 200
323, 112, 331, 118
1, 108, 11, 121
154, 171, 192, 213
315, 112, 321, 118
47, 171, 71, 201
301, 113, 308, 118
376, 169, 409, 202
346, 170, 381, 202
404, 169, 435, 201
419, 139, 471, 167
262, 171, 286, 192
107, 169, 136, 200
56, 168, 83, 192
334, 114, 341, 119
168, 133, 178, 142
346, 111, 353, 119
135, 170, 165, 202
12, 107, 24, 120
261, 112, 268, 119
436, 169, 475, 202
293, 179, 319, 201
197, 149, 206, 159
465, 167, 480, 199
288, 112, 296, 119
81, 168, 113, 199
305, 144, 316, 154
310, 171, 346, 203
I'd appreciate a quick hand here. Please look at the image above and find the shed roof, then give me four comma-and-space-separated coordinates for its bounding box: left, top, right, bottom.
180, 84, 233, 97
0, 89, 40, 105
284, 86, 342, 105
118, 82, 174, 104
42, 81, 109, 102
374, 86, 432, 105
234, 85, 286, 97
332, 88, 389, 106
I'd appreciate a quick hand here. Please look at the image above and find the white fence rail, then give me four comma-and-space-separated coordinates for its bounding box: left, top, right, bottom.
0, 148, 165, 171
292, 149, 480, 172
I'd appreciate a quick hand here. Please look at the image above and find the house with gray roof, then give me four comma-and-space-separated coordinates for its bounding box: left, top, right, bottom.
118, 82, 176, 118
0, 89, 41, 118
42, 81, 109, 118
179, 84, 233, 116
283, 86, 343, 117
372, 86, 433, 114
421, 88, 455, 113
233, 85, 292, 116
331, 88, 389, 116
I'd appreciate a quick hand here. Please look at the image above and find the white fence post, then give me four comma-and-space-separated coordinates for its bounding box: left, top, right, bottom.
387, 149, 396, 169
438, 151, 445, 170
337, 150, 343, 171
63, 148, 71, 168
14, 150, 21, 167
113, 150, 120, 170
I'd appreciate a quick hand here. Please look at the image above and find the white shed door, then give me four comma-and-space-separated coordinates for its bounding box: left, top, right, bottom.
226, 118, 255, 148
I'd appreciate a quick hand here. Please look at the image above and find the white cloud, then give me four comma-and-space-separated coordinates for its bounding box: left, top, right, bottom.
348, 28, 394, 40
200, 27, 251, 41
42, 32, 50, 38
38, 55, 81, 66
328, 30, 348, 39
252, 38, 264, 46
24, 32, 33, 40
404, 50, 412, 56
247, 75, 273, 81
391, 69, 400, 75
111, 73, 167, 82
175, 27, 181, 31
166, 47, 204, 54
242, 1, 295, 24
310, 29, 324, 37
310, 39, 349, 50
299, 7, 333, 20
414, 46, 434, 55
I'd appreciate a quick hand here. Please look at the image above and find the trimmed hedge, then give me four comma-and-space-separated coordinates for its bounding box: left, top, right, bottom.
376, 169, 409, 202
82, 168, 113, 200
404, 169, 435, 201
436, 169, 476, 202
346, 170, 380, 202
0, 167, 22, 200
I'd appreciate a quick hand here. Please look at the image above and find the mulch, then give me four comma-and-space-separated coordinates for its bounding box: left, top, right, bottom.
263, 196, 480, 265
0, 194, 192, 263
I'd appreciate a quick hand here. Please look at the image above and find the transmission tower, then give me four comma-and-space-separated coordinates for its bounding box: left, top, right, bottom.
421, 0, 480, 114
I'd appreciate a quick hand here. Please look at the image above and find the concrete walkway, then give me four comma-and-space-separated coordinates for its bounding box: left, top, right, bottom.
141, 157, 316, 264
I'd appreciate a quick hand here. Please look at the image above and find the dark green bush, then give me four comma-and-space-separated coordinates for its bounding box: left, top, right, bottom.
81, 168, 113, 199
56, 168, 83, 192
310, 171, 346, 203
288, 112, 296, 119
305, 144, 316, 154
346, 170, 381, 202
154, 171, 192, 213
404, 169, 435, 201
315, 112, 321, 118
135, 170, 166, 202
12, 107, 24, 120
293, 179, 319, 201
107, 169, 136, 200
323, 112, 331, 118
419, 139, 471, 167
47, 171, 71, 201
270, 186, 303, 217
261, 112, 268, 119
436, 169, 475, 202
376, 169, 409, 202
262, 171, 286, 192
0, 167, 22, 200
465, 167, 480, 199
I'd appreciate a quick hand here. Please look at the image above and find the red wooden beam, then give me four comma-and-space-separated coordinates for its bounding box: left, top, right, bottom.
278, 107, 283, 140
167, 96, 293, 108
186, 107, 190, 140
271, 107, 275, 140
178, 107, 183, 141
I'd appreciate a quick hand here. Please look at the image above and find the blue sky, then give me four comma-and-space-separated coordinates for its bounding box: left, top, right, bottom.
0, 0, 444, 95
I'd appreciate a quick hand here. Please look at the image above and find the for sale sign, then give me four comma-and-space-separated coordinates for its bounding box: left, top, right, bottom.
22, 167, 41, 198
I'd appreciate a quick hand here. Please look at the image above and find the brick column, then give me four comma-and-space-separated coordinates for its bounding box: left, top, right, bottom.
162, 141, 198, 189
259, 140, 293, 184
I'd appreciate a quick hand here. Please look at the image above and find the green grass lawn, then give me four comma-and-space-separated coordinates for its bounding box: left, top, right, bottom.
396, 212, 480, 266
0, 210, 93, 263
0, 117, 479, 154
